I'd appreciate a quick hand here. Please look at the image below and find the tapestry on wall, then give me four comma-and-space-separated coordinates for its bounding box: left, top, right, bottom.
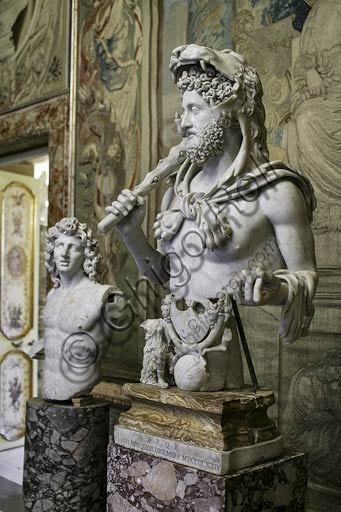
233, 1, 341, 510
0, 0, 70, 114
75, 0, 160, 381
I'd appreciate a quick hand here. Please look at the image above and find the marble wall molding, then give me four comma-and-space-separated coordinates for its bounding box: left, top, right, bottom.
0, 95, 71, 224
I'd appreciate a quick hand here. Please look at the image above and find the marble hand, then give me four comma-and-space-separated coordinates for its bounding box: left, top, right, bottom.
105, 189, 145, 236
201, 343, 227, 357
153, 211, 183, 241
98, 142, 186, 234
227, 265, 283, 306
198, 202, 232, 249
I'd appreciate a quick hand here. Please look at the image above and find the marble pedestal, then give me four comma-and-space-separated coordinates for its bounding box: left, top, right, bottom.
117, 383, 282, 474
23, 397, 109, 512
107, 444, 307, 512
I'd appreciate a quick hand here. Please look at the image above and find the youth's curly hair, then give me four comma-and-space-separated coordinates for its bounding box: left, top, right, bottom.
177, 64, 269, 161
45, 217, 100, 288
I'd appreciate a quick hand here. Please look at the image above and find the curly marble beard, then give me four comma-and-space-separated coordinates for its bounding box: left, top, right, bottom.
185, 113, 233, 165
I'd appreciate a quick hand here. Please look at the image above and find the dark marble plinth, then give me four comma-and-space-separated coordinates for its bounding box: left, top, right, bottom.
23, 398, 109, 512
107, 444, 307, 511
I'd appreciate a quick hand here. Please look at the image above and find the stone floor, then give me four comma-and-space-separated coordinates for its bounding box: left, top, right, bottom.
0, 476, 24, 512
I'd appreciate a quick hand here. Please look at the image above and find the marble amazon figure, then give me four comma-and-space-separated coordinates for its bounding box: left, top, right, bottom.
30, 217, 128, 400
100, 44, 318, 392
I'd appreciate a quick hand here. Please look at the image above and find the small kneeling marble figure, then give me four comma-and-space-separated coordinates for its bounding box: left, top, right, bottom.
30, 217, 128, 401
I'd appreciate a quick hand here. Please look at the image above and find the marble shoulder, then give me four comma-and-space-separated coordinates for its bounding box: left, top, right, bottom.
89, 282, 120, 303
45, 287, 57, 301
256, 160, 316, 216
45, 287, 60, 305
260, 177, 305, 201
259, 178, 311, 223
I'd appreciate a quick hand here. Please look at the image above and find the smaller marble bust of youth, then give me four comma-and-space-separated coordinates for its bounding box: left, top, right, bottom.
31, 217, 127, 401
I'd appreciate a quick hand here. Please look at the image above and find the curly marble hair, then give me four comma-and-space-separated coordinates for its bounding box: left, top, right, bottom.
177, 66, 235, 107
45, 217, 100, 288
177, 64, 269, 161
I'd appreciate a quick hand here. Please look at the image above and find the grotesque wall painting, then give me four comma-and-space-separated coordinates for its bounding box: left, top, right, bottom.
1, 183, 34, 340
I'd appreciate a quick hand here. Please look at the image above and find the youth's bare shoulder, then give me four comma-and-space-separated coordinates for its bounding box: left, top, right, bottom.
259, 179, 309, 224
45, 287, 57, 301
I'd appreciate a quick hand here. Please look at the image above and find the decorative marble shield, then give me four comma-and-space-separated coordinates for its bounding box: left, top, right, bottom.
170, 298, 212, 344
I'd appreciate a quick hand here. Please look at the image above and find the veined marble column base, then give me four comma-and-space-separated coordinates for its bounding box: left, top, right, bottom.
23, 397, 109, 512
107, 444, 307, 512
119, 384, 280, 451
115, 425, 283, 475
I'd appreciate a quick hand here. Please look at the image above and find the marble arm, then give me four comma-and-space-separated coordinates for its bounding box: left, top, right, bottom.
100, 144, 187, 281
196, 314, 227, 354
261, 180, 318, 342
274, 270, 317, 343
233, 269, 317, 343
118, 225, 170, 285
98, 143, 186, 234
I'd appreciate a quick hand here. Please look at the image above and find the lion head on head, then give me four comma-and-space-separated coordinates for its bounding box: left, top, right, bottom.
170, 44, 269, 169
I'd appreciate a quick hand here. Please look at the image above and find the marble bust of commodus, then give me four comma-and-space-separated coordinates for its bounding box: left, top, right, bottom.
30, 217, 127, 401
104, 44, 318, 392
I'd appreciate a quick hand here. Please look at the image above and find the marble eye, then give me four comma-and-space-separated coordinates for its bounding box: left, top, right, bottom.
71, 245, 82, 252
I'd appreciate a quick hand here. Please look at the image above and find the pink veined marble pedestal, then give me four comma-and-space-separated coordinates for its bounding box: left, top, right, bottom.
107, 443, 307, 512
